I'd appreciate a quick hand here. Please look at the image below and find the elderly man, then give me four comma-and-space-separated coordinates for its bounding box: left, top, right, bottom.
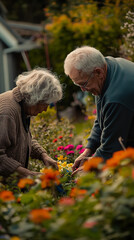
64, 46, 134, 175
0, 68, 62, 178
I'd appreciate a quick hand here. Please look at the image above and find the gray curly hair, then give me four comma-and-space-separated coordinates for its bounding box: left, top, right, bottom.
64, 46, 106, 75
16, 68, 63, 105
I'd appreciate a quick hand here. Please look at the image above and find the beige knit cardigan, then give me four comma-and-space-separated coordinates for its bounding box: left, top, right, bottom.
0, 87, 46, 177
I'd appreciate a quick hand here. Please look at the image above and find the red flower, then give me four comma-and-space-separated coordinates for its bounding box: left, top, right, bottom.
57, 146, 64, 150
58, 136, 63, 139
53, 138, 58, 142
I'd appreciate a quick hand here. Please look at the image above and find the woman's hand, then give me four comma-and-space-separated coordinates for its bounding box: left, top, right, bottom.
16, 166, 40, 177
42, 153, 58, 170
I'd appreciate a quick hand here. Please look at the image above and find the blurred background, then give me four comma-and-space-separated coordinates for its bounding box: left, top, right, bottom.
0, 0, 134, 114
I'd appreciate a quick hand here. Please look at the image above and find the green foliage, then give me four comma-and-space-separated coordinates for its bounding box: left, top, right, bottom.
44, 0, 134, 106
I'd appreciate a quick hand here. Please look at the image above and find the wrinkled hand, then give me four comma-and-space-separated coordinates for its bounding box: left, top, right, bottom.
16, 166, 40, 177
72, 148, 92, 176
42, 153, 58, 170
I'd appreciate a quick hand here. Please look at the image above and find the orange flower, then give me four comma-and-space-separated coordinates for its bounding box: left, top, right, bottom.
0, 190, 15, 201
18, 178, 34, 189
104, 148, 134, 169
83, 157, 102, 172
40, 168, 60, 188
29, 209, 51, 224
70, 187, 87, 198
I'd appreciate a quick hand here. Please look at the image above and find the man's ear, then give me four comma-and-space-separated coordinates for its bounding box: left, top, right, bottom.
94, 68, 105, 78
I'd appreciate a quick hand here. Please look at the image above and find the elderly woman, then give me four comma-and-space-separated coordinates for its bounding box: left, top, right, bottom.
0, 68, 62, 178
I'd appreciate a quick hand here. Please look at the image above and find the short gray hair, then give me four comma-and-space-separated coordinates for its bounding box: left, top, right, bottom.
64, 46, 106, 75
16, 68, 62, 105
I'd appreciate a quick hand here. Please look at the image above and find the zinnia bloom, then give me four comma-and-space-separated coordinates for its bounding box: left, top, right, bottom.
18, 178, 34, 189
57, 146, 64, 150
83, 220, 97, 228
58, 136, 63, 139
83, 157, 102, 171
66, 150, 74, 155
64, 144, 74, 150
79, 148, 85, 154
29, 209, 51, 224
76, 145, 83, 150
58, 197, 75, 206
0, 190, 15, 201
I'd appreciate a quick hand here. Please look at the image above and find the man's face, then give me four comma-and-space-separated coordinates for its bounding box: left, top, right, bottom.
69, 67, 104, 96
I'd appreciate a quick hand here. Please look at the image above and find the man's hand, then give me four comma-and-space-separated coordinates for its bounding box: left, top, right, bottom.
72, 148, 92, 176
16, 166, 40, 177
42, 153, 58, 170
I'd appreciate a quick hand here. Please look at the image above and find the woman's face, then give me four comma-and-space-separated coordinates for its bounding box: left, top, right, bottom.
24, 102, 49, 116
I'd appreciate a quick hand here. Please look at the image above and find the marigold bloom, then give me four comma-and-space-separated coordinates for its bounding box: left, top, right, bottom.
70, 187, 87, 198
59, 197, 75, 206
29, 209, 51, 224
0, 190, 15, 201
104, 148, 134, 169
10, 237, 20, 240
83, 157, 102, 171
57, 155, 64, 160
18, 178, 34, 189
40, 168, 60, 188
88, 115, 96, 120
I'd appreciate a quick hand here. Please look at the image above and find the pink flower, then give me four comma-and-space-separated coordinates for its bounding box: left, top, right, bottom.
79, 148, 85, 154
83, 220, 97, 228
59, 197, 75, 206
64, 144, 74, 150
76, 145, 83, 150
57, 146, 64, 151
66, 151, 74, 155
54, 155, 58, 158
92, 109, 97, 115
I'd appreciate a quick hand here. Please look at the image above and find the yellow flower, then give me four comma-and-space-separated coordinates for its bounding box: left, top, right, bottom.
57, 155, 64, 161
10, 237, 20, 240
88, 115, 96, 120
62, 162, 67, 167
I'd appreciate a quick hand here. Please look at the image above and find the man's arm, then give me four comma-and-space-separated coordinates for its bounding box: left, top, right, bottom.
94, 103, 134, 160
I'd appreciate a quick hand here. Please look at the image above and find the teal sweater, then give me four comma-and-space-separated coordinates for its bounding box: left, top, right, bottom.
86, 57, 134, 160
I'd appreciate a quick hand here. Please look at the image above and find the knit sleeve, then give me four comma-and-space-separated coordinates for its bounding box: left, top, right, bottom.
0, 115, 21, 177
30, 139, 47, 160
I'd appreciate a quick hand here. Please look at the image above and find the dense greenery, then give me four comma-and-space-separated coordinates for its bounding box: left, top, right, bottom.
2, 0, 134, 107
